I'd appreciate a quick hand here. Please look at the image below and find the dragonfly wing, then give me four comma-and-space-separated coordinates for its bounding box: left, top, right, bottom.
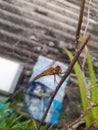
33, 67, 55, 81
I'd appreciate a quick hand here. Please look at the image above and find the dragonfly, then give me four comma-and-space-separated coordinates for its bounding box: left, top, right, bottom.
32, 65, 63, 82
11, 65, 63, 99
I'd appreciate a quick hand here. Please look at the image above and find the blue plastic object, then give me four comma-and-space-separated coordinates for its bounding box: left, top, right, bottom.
24, 56, 69, 124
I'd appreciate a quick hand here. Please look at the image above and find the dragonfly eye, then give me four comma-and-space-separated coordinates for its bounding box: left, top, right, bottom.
55, 66, 62, 73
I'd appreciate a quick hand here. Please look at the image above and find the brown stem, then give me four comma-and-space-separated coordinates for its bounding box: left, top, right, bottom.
75, 0, 85, 50
38, 33, 91, 129
61, 103, 98, 130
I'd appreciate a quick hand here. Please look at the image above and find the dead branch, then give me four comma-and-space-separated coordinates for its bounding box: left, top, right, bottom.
38, 33, 91, 129
75, 0, 85, 50
61, 102, 98, 130
82, 0, 92, 70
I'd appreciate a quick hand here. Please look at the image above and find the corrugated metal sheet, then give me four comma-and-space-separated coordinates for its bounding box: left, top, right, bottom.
0, 0, 98, 70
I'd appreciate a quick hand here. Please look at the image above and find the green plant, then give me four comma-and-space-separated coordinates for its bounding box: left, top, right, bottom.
87, 49, 98, 127
59, 110, 66, 119
62, 47, 98, 129
0, 98, 38, 130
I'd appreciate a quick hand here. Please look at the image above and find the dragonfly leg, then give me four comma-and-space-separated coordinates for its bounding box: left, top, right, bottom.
54, 74, 58, 85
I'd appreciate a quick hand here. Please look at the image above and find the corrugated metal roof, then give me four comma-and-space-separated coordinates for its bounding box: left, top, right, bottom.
0, 0, 98, 70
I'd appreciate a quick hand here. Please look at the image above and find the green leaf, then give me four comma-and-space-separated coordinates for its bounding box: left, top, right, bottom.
0, 103, 10, 118
79, 34, 84, 41
87, 50, 96, 86
0, 119, 6, 129
62, 47, 88, 110
0, 98, 38, 130
0, 97, 9, 103
87, 49, 98, 125
91, 85, 98, 123
59, 110, 66, 119
39, 125, 49, 130
62, 47, 93, 126
12, 119, 38, 130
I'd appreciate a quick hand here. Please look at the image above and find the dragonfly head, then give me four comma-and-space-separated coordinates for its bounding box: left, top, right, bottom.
54, 66, 62, 73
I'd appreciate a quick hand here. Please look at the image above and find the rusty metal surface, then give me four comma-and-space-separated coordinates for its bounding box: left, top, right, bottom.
0, 0, 98, 71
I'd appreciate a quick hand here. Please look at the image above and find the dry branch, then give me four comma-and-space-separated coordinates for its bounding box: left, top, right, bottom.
38, 33, 91, 129
61, 102, 98, 130
75, 0, 85, 50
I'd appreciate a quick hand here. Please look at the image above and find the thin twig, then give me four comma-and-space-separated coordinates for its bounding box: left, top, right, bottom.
82, 0, 92, 69
83, 0, 92, 36
61, 103, 98, 130
38, 33, 91, 129
74, 0, 86, 68
75, 0, 85, 50
81, 0, 93, 102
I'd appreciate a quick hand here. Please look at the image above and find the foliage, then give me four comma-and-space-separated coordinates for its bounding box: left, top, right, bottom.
59, 110, 66, 119
87, 50, 98, 126
87, 49, 96, 85
39, 125, 49, 130
62, 48, 88, 109
62, 47, 98, 129
0, 98, 38, 130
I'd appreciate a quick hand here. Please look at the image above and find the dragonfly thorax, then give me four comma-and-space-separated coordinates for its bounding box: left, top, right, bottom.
54, 66, 62, 73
